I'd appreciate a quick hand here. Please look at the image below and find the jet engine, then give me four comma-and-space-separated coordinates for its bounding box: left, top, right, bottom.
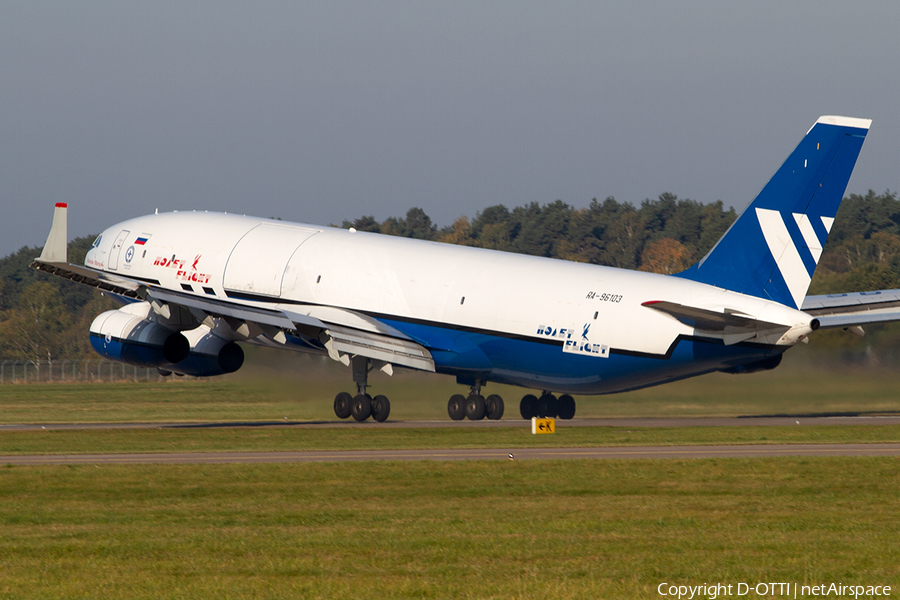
163, 327, 244, 377
89, 300, 245, 377
90, 307, 190, 367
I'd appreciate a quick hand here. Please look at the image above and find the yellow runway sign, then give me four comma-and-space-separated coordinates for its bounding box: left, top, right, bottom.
531, 417, 555, 434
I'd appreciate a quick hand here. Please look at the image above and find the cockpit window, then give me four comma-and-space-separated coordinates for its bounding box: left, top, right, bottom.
91, 235, 102, 248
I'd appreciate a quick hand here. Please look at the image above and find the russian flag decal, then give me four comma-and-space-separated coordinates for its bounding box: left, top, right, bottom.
135, 236, 149, 245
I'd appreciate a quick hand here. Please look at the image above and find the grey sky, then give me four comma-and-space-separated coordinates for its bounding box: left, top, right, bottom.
2, 1, 898, 257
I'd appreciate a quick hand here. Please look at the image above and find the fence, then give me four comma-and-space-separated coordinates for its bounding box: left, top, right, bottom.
0, 360, 169, 384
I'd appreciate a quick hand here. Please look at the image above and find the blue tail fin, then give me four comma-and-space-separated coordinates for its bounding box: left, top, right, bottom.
676, 116, 871, 309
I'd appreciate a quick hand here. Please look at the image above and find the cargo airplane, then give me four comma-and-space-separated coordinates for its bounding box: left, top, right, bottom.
33, 116, 899, 422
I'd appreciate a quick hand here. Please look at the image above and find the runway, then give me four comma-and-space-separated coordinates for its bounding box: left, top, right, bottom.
3, 414, 900, 431
4, 443, 900, 465
3, 416, 899, 465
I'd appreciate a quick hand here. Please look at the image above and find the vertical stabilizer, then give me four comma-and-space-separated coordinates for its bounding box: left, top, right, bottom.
38, 203, 68, 263
677, 116, 871, 308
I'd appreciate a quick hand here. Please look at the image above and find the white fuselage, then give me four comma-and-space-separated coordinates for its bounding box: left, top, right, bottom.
86, 211, 812, 393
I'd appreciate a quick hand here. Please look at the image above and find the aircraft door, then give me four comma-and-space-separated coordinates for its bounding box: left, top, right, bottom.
108, 229, 130, 271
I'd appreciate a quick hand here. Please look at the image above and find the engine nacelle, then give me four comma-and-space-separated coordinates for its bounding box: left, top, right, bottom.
161, 327, 244, 377
90, 309, 190, 367
90, 302, 244, 377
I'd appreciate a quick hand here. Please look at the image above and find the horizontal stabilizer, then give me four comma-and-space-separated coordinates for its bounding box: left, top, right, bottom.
813, 312, 900, 329
802, 289, 900, 315
642, 300, 782, 331
803, 289, 900, 329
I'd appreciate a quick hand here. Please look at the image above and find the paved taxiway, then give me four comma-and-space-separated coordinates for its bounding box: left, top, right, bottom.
3, 416, 899, 465
4, 444, 900, 465
3, 414, 900, 431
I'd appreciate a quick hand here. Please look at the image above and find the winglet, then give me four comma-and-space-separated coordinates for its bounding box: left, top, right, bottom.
38, 203, 68, 263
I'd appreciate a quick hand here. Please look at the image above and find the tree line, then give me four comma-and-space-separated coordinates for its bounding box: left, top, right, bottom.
2, 190, 898, 362
0, 235, 114, 364
343, 193, 737, 275
342, 190, 900, 293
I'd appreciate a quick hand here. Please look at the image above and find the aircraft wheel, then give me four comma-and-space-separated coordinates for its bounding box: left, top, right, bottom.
537, 394, 557, 418
557, 394, 576, 420
351, 394, 373, 421
448, 394, 466, 420
334, 392, 353, 419
519, 394, 538, 419
465, 394, 486, 420
486, 394, 504, 420
372, 395, 391, 422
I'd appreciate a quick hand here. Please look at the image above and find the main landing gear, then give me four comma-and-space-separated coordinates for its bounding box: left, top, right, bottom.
333, 356, 391, 422
444, 381, 577, 421
330, 361, 577, 423
519, 392, 576, 420
447, 380, 504, 421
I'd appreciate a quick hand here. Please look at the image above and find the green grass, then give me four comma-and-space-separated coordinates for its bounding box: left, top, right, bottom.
2, 357, 899, 598
1, 458, 898, 599
3, 355, 900, 455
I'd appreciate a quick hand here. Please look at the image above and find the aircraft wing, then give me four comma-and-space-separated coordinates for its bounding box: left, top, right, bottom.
33, 258, 303, 328
32, 259, 435, 374
146, 289, 435, 371
32, 204, 434, 372
32, 259, 143, 298
320, 324, 435, 372
802, 290, 900, 330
